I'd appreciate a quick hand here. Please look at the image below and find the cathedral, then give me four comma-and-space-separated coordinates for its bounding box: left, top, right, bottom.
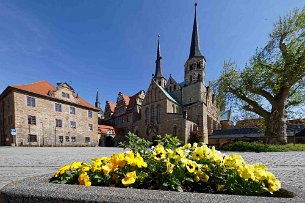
103, 3, 220, 144
134, 3, 220, 144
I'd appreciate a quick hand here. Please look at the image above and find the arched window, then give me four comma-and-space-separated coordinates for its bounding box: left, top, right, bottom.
173, 85, 176, 91
190, 75, 193, 82
155, 88, 158, 101
156, 104, 161, 124
145, 107, 149, 125
151, 105, 155, 123
173, 125, 177, 136
197, 62, 201, 69
198, 74, 201, 81
169, 86, 172, 92
172, 104, 175, 113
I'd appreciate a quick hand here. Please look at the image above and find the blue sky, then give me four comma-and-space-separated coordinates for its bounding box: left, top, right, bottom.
0, 0, 304, 110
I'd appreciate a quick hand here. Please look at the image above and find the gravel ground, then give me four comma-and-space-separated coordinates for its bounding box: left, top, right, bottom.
0, 147, 304, 192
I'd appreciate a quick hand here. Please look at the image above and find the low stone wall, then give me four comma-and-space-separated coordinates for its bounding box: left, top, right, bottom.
0, 174, 304, 203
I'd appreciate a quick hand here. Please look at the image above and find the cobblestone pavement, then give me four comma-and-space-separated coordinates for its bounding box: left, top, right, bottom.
0, 147, 304, 191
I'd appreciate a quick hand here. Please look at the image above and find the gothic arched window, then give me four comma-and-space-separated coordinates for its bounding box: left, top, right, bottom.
151, 105, 155, 123
173, 125, 177, 136
156, 104, 161, 124
172, 104, 175, 113
190, 75, 193, 82
169, 86, 172, 92
145, 107, 149, 125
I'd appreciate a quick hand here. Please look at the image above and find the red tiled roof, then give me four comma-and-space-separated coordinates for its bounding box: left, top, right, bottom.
11, 81, 98, 110
98, 124, 115, 134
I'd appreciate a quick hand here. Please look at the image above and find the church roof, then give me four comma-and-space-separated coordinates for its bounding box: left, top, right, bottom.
154, 35, 164, 79
220, 109, 232, 121
154, 80, 178, 104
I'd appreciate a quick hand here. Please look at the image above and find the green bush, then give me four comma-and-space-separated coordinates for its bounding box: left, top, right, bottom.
218, 141, 305, 152
155, 134, 181, 150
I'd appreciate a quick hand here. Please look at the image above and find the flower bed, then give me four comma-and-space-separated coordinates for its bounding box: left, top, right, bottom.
50, 142, 282, 197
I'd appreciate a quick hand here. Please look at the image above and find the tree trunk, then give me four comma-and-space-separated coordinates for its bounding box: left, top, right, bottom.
264, 107, 288, 144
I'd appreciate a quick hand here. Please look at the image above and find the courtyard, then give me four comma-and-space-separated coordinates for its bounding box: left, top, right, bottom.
0, 146, 304, 193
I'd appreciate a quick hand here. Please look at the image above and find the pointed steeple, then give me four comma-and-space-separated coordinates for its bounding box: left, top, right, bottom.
95, 88, 101, 109
154, 35, 164, 78
189, 3, 203, 59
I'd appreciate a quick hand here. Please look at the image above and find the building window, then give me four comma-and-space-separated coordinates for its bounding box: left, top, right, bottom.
88, 124, 93, 131
66, 94, 70, 99
174, 85, 176, 91
56, 119, 62, 128
27, 115, 36, 125
85, 137, 90, 143
65, 136, 70, 142
145, 107, 149, 125
55, 103, 62, 112
70, 121, 76, 129
27, 96, 36, 107
62, 92, 66, 97
70, 106, 75, 115
156, 105, 161, 124
173, 125, 177, 136
28, 134, 37, 142
150, 105, 154, 123
88, 110, 92, 118
71, 136, 76, 142
59, 136, 63, 143
190, 75, 193, 82
172, 104, 175, 113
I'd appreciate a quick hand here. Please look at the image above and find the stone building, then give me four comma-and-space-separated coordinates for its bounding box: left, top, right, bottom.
0, 81, 99, 146
135, 3, 220, 144
103, 91, 145, 141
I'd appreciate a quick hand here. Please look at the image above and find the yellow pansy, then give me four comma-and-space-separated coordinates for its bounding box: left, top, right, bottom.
165, 160, 175, 174
54, 165, 70, 177
102, 162, 114, 175
122, 171, 137, 186
186, 160, 197, 173
78, 172, 91, 186
70, 162, 83, 170
192, 147, 204, 161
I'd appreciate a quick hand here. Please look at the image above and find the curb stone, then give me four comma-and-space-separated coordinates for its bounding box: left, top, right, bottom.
0, 174, 304, 203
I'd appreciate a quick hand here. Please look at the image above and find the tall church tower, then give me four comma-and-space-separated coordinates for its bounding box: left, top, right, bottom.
95, 88, 101, 109
154, 35, 167, 88
184, 3, 206, 86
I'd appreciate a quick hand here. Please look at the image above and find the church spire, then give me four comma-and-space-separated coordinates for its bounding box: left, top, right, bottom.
95, 88, 100, 109
154, 35, 164, 78
189, 3, 203, 59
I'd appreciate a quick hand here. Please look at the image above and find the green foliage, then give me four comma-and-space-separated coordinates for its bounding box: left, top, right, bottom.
218, 141, 305, 152
217, 7, 305, 144
155, 134, 181, 149
119, 132, 152, 154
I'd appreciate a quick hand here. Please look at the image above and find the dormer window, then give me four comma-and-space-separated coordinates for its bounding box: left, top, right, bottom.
66, 94, 70, 99
62, 92, 66, 97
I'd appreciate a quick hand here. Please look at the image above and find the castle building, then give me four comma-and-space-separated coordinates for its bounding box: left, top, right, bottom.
135, 3, 220, 144
0, 81, 99, 146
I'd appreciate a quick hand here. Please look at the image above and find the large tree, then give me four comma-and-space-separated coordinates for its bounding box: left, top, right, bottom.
218, 7, 305, 144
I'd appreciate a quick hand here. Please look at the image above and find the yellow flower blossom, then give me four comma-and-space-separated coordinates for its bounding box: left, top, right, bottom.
102, 162, 114, 175
70, 162, 83, 170
54, 165, 70, 177
165, 160, 175, 174
78, 172, 91, 186
217, 184, 225, 192
122, 171, 137, 186
186, 160, 197, 173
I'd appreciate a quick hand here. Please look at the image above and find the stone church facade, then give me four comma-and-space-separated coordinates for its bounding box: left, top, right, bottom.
135, 4, 220, 144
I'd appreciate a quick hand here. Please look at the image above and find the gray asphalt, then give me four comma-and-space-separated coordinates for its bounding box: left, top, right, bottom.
0, 147, 304, 192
